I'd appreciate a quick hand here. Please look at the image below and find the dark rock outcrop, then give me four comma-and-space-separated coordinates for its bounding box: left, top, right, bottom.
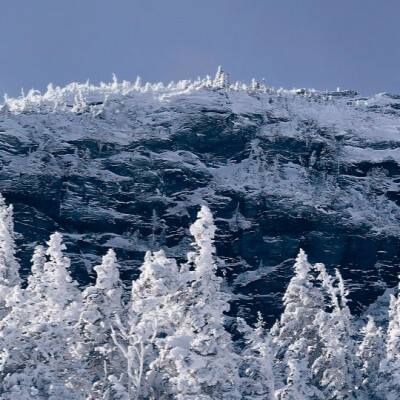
1, 79, 400, 323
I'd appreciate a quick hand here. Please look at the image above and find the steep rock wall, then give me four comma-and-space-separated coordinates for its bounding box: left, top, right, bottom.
1, 78, 400, 322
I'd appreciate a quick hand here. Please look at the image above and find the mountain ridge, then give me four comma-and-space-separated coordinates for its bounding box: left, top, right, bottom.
1, 70, 400, 322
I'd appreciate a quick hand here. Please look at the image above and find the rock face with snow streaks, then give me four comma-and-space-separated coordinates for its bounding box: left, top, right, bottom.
1, 75, 400, 322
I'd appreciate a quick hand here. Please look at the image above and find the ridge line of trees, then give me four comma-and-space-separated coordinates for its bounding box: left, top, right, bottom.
0, 194, 399, 399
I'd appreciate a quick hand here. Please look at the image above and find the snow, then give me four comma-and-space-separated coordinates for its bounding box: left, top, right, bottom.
0, 70, 400, 398
0, 201, 399, 398
1, 71, 400, 241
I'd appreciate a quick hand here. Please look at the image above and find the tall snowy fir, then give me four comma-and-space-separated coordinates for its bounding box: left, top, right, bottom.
271, 249, 324, 389
378, 283, 400, 400
0, 234, 86, 399
237, 313, 275, 400
111, 249, 181, 399
357, 316, 386, 399
160, 205, 241, 400
311, 264, 361, 400
77, 249, 124, 398
0, 193, 21, 315
213, 66, 229, 88
275, 339, 323, 400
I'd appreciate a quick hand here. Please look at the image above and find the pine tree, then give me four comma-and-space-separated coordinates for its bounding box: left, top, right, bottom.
357, 316, 385, 399
111, 249, 181, 399
76, 249, 125, 398
237, 313, 276, 400
25, 245, 46, 296
0, 284, 39, 399
378, 282, 400, 400
275, 338, 323, 400
0, 196, 35, 398
0, 194, 21, 318
162, 206, 241, 400
0, 235, 86, 398
271, 250, 324, 387
250, 78, 260, 91
41, 232, 80, 311
18, 233, 87, 398
213, 66, 229, 89
311, 265, 361, 400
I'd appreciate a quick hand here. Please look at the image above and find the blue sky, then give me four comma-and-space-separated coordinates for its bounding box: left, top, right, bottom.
0, 0, 399, 97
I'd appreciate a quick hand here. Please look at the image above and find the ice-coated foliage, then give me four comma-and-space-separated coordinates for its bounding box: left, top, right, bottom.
275, 341, 324, 400
161, 205, 241, 400
77, 249, 124, 397
310, 264, 362, 400
237, 313, 275, 400
0, 193, 20, 290
0, 196, 399, 399
378, 282, 400, 399
111, 249, 182, 399
0, 232, 88, 398
213, 66, 229, 89
271, 249, 324, 386
357, 316, 386, 399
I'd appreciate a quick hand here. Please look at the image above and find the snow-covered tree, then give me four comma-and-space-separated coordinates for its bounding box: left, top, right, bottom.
250, 78, 260, 91
213, 66, 229, 89
111, 249, 182, 399
162, 205, 241, 400
0, 246, 47, 398
16, 234, 87, 398
378, 283, 400, 400
311, 265, 361, 400
0, 197, 33, 398
275, 339, 323, 400
0, 233, 87, 399
76, 249, 124, 398
0, 194, 21, 318
41, 232, 80, 310
357, 316, 385, 399
271, 250, 324, 386
237, 313, 275, 400
0, 284, 38, 399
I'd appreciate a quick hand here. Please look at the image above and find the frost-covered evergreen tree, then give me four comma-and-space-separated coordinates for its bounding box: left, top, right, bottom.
162, 206, 241, 400
0, 234, 87, 399
311, 265, 362, 400
271, 250, 324, 387
275, 338, 323, 400
0, 194, 21, 318
26, 245, 46, 292
41, 232, 81, 311
76, 249, 124, 398
111, 249, 181, 399
0, 284, 37, 399
20, 234, 86, 398
378, 282, 400, 400
357, 316, 385, 399
213, 66, 229, 89
0, 196, 32, 398
0, 246, 47, 397
237, 313, 275, 400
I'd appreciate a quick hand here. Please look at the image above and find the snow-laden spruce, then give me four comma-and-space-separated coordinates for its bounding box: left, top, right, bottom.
0, 194, 399, 399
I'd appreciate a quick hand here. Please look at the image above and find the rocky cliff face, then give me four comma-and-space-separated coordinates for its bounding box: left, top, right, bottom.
1, 75, 400, 323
